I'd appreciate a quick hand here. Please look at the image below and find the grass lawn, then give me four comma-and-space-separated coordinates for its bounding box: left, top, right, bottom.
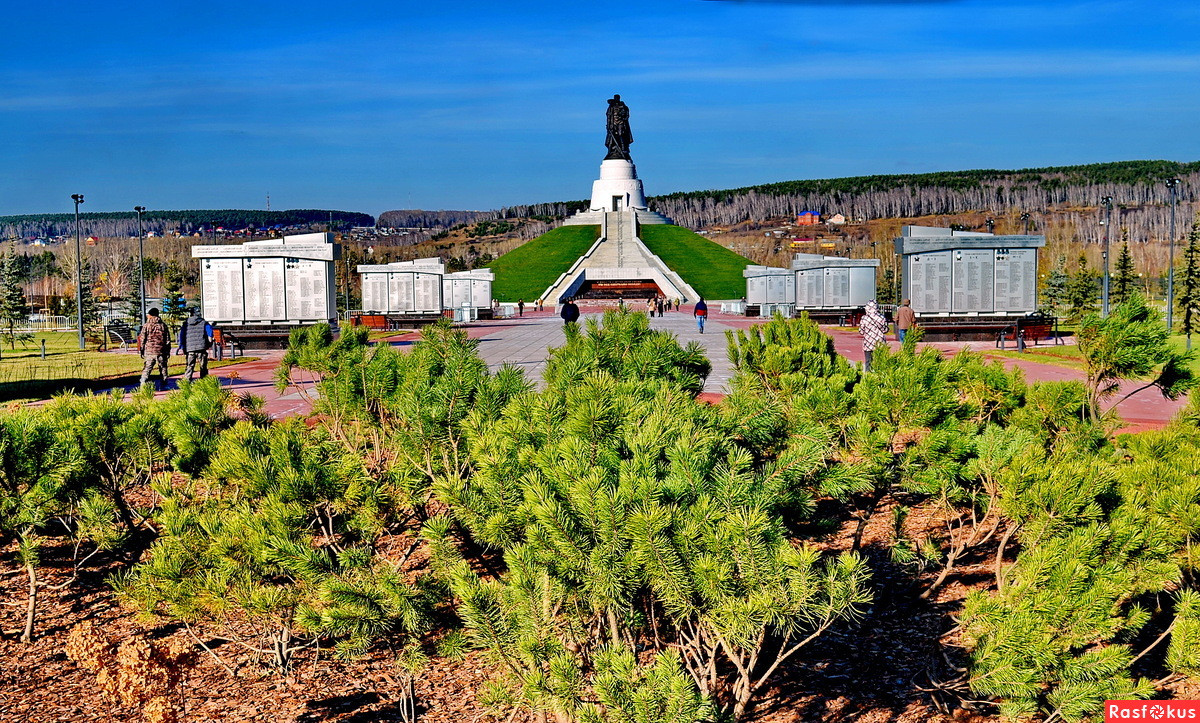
989, 334, 1200, 375
487, 225, 601, 302
0, 332, 257, 402
638, 225, 753, 300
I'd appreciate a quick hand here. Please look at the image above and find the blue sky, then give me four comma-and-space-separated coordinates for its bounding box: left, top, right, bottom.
2, 0, 1199, 217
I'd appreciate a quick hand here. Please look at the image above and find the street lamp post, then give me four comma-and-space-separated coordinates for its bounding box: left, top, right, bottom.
134, 206, 146, 322
1166, 179, 1181, 334
71, 194, 85, 349
1102, 196, 1114, 317
1021, 212, 1031, 235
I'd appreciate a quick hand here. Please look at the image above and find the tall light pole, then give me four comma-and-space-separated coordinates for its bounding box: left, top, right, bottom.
1166, 179, 1181, 333
71, 194, 85, 349
1021, 212, 1031, 235
1101, 196, 1113, 317
134, 206, 146, 322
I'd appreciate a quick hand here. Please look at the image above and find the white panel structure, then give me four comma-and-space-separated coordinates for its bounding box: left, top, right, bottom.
907, 251, 953, 313
744, 265, 796, 305
823, 268, 850, 307
200, 258, 244, 322
895, 228, 1045, 315
789, 255, 880, 310
848, 267, 876, 307
193, 233, 339, 324
357, 258, 446, 314
795, 269, 823, 307
442, 270, 494, 310
951, 249, 995, 313
994, 248, 1037, 312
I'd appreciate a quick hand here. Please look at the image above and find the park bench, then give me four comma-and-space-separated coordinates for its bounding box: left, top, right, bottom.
220, 331, 245, 359
104, 324, 135, 351
1019, 319, 1060, 346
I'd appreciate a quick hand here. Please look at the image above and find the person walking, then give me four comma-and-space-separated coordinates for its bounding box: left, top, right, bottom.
536, 297, 543, 312
179, 307, 213, 381
211, 325, 224, 361
655, 297, 664, 317
859, 300, 889, 372
693, 297, 708, 333
517, 299, 525, 317
895, 298, 916, 343
645, 298, 655, 316
136, 308, 173, 390
560, 297, 580, 326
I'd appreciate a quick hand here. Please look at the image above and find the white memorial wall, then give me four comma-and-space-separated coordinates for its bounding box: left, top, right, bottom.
442, 270, 495, 310
193, 233, 339, 324
791, 256, 879, 309
358, 259, 445, 314
896, 227, 1045, 315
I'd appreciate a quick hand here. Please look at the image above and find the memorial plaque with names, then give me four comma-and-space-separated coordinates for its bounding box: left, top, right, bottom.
909, 251, 952, 313
243, 258, 286, 321
285, 259, 329, 321
389, 273, 414, 312
414, 273, 441, 312
201, 258, 245, 322
952, 250, 995, 313
994, 248, 1037, 312
824, 268, 850, 307
362, 273, 388, 312
795, 269, 823, 307
471, 278, 492, 307
766, 274, 789, 304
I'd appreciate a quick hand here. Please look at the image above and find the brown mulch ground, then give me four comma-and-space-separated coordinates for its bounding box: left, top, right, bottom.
1, 499, 991, 723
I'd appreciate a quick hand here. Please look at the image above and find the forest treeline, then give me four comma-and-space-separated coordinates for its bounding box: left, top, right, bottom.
0, 209, 374, 241
645, 160, 1200, 240
376, 209, 497, 229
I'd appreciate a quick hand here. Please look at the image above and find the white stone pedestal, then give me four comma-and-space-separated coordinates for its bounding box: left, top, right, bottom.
590, 160, 648, 212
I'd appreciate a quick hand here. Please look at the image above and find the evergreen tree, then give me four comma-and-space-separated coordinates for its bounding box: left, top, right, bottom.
1112, 238, 1135, 305
1076, 294, 1197, 421
1040, 260, 1069, 317
877, 266, 899, 305
1178, 217, 1200, 350
0, 252, 29, 349
160, 261, 187, 324
1065, 253, 1097, 321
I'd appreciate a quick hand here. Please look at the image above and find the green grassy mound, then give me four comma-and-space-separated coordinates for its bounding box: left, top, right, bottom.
639, 225, 753, 300
487, 225, 600, 302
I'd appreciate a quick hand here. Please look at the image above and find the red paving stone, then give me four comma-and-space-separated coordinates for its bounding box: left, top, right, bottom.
38, 310, 1189, 432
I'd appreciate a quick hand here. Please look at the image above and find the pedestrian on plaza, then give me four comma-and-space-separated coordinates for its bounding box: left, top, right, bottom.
136, 308, 173, 390
179, 307, 214, 381
536, 297, 543, 312
655, 297, 664, 317
895, 298, 916, 343
694, 297, 708, 333
518, 299, 525, 317
673, 297, 680, 311
859, 300, 889, 372
645, 298, 655, 316
560, 297, 580, 326
211, 325, 224, 361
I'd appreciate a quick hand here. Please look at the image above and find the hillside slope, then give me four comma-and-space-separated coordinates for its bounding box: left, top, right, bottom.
639, 225, 753, 300
487, 224, 600, 302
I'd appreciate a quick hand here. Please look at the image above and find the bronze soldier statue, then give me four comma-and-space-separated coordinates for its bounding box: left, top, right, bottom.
604, 94, 632, 161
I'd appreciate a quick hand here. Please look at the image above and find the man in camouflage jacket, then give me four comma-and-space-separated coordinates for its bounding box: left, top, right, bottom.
136, 308, 172, 390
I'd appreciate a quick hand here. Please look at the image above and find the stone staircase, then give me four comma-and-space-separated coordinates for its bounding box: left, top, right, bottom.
541, 211, 699, 305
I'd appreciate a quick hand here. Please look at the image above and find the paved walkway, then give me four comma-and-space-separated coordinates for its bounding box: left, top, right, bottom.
454, 307, 735, 393
449, 307, 1188, 432
62, 308, 1188, 432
